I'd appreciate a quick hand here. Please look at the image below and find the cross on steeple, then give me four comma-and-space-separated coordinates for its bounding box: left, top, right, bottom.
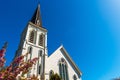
30, 4, 42, 27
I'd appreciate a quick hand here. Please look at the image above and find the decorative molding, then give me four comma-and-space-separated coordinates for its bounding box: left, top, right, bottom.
29, 22, 47, 32
26, 41, 47, 50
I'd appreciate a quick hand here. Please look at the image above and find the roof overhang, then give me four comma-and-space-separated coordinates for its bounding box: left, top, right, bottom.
60, 46, 82, 77
29, 22, 47, 32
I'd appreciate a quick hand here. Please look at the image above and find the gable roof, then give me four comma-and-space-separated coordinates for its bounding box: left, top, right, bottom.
49, 45, 82, 77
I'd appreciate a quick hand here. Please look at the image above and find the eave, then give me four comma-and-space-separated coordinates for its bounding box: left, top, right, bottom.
29, 22, 47, 32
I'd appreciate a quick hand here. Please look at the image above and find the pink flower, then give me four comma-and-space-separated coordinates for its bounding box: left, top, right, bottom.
14, 55, 24, 63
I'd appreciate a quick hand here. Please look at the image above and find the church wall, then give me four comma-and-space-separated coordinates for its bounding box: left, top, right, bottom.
20, 42, 41, 75
16, 23, 48, 78
47, 46, 82, 80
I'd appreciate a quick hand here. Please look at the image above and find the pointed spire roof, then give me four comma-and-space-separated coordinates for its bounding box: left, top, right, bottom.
30, 4, 42, 27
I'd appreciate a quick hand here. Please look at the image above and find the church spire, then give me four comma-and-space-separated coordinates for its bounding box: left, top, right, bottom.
30, 4, 42, 27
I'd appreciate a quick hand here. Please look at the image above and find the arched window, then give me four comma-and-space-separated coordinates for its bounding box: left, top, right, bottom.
28, 46, 32, 54
28, 46, 32, 60
27, 70, 31, 78
49, 70, 54, 79
59, 58, 69, 80
37, 50, 42, 75
73, 75, 77, 80
29, 30, 36, 44
39, 50, 43, 57
38, 34, 44, 46
37, 64, 41, 75
29, 31, 34, 43
36, 19, 40, 25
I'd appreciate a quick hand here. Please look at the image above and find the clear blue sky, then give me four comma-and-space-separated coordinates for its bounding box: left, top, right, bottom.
0, 0, 120, 80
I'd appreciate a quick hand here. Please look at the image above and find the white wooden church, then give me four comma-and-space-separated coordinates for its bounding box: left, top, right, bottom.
14, 4, 82, 80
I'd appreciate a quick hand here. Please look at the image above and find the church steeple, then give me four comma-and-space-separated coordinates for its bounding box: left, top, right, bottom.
30, 4, 42, 27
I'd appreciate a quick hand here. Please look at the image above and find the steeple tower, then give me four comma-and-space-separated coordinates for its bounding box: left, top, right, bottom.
31, 4, 42, 27
14, 4, 48, 80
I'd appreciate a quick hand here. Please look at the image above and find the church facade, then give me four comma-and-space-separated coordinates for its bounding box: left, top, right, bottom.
14, 4, 82, 80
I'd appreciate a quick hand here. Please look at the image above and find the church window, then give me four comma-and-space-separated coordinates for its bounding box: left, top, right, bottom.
39, 50, 43, 56
65, 64, 69, 80
36, 19, 40, 25
28, 46, 32, 54
37, 50, 42, 75
29, 30, 37, 44
38, 34, 44, 46
27, 70, 31, 78
59, 63, 62, 78
59, 58, 69, 80
49, 70, 54, 79
28, 46, 32, 60
73, 75, 77, 80
39, 65, 41, 74
29, 31, 34, 43
37, 64, 41, 75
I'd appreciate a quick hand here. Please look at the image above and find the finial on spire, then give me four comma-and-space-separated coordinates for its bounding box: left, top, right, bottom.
38, 3, 40, 8
30, 4, 42, 27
